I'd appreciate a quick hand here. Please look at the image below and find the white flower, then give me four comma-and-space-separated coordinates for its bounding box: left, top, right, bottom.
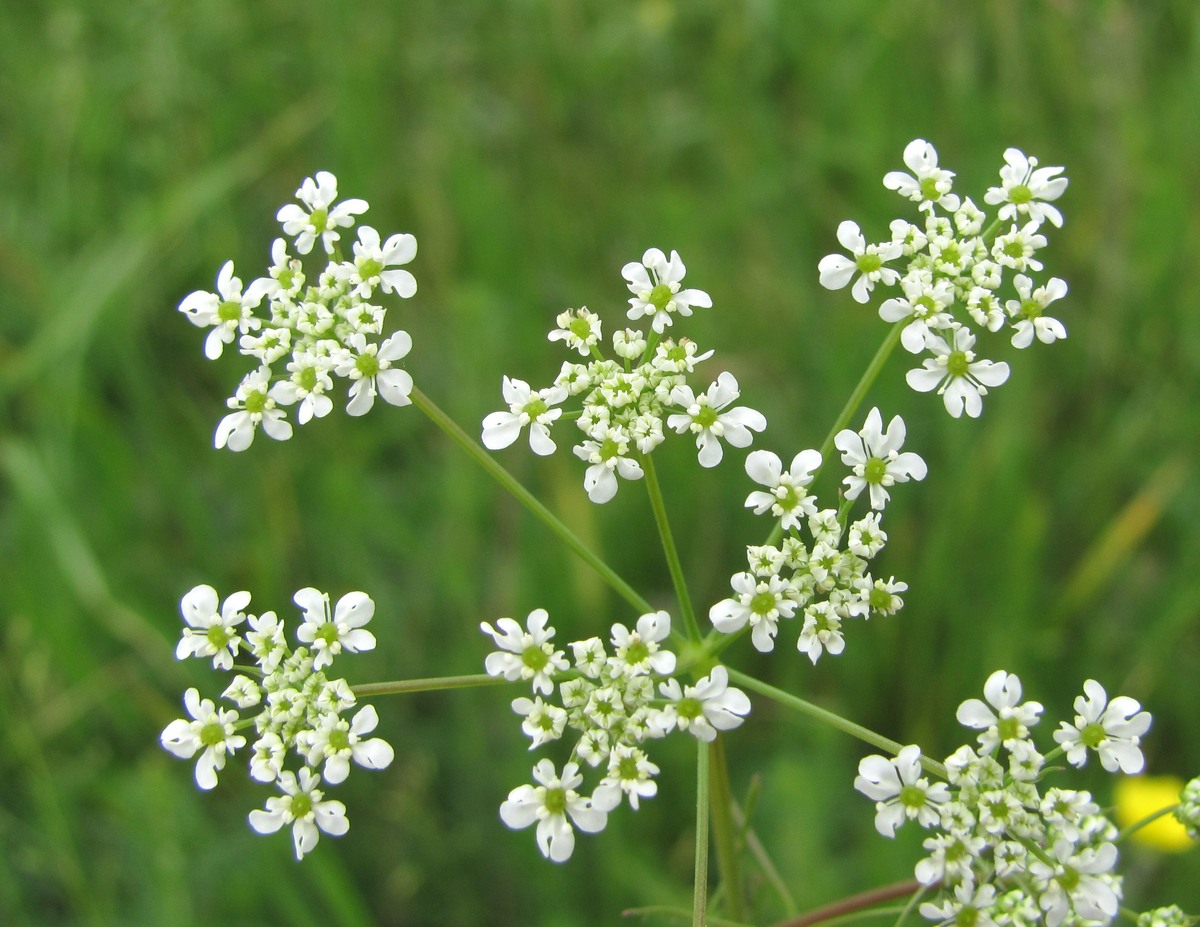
272, 350, 336, 425
919, 882, 997, 927
573, 424, 644, 504
797, 601, 845, 664
906, 328, 1010, 419
512, 696, 568, 748
609, 610, 676, 678
160, 687, 246, 790
985, 148, 1068, 228
854, 744, 950, 837
178, 260, 268, 360
621, 248, 712, 334
743, 448, 822, 530
955, 669, 1044, 755
883, 139, 961, 213
214, 367, 293, 451
175, 584, 250, 670
481, 377, 568, 456
878, 275, 957, 354
248, 769, 349, 859
709, 571, 798, 653
834, 408, 927, 510
667, 372, 766, 468
480, 608, 568, 695
817, 220, 903, 304
294, 588, 377, 671
1007, 274, 1068, 349
547, 307, 603, 356
249, 732, 286, 783
301, 704, 394, 785
276, 171, 368, 255
1053, 679, 1152, 774
347, 226, 417, 298
601, 744, 660, 811
992, 221, 1048, 273
1030, 838, 1120, 927
335, 331, 414, 416
499, 759, 619, 862
655, 665, 751, 742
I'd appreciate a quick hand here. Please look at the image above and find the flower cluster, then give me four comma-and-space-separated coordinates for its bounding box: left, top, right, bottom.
709, 407, 921, 662
481, 248, 766, 502
179, 171, 417, 450
855, 671, 1153, 926
161, 584, 394, 859
481, 609, 750, 860
1176, 776, 1200, 840
819, 141, 1069, 418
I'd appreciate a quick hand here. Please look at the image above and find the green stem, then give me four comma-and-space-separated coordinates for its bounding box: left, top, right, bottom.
351, 673, 508, 698
693, 740, 711, 927
771, 881, 924, 927
411, 387, 653, 615
726, 668, 948, 779
766, 322, 904, 547
709, 737, 746, 922
641, 452, 701, 640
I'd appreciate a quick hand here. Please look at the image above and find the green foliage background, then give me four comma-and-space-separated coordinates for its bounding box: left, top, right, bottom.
2, 0, 1198, 924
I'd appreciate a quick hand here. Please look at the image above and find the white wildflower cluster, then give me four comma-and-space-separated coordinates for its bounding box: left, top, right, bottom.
709, 406, 922, 662
481, 248, 767, 502
855, 671, 1153, 927
819, 141, 1070, 418
161, 584, 394, 859
179, 171, 417, 451
481, 608, 750, 861
1175, 776, 1200, 840
1138, 906, 1198, 927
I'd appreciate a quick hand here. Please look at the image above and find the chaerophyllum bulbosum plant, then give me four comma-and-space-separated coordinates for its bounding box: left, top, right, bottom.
164, 144, 1200, 927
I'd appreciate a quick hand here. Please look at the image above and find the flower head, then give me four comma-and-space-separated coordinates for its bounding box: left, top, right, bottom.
480, 608, 569, 695
294, 588, 377, 671
834, 408, 927, 510
667, 372, 766, 468
248, 768, 349, 859
1053, 679, 1152, 774
175, 584, 250, 670
818, 220, 903, 304
160, 687, 246, 790
621, 248, 712, 334
276, 171, 368, 255
499, 759, 619, 862
883, 139, 961, 213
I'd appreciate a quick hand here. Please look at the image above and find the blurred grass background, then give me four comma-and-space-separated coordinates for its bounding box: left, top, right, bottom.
1, 0, 1198, 923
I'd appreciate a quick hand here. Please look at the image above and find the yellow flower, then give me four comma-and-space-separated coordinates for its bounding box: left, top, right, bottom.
1114, 775, 1195, 852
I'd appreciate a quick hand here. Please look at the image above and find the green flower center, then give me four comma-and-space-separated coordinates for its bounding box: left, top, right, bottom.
955, 906, 979, 927
218, 299, 243, 323
1009, 183, 1033, 205
624, 640, 650, 665
544, 787, 567, 816
777, 485, 799, 511
290, 792, 314, 818
569, 317, 593, 340
317, 623, 341, 648
329, 728, 350, 752
939, 242, 961, 265
677, 697, 703, 720
1003, 239, 1026, 259
947, 350, 971, 378
277, 267, 296, 289
207, 625, 232, 650
357, 257, 384, 280
694, 405, 718, 429
618, 756, 640, 781
244, 389, 268, 415
298, 366, 319, 393
855, 252, 883, 274
522, 397, 549, 419
914, 295, 937, 317
1020, 297, 1042, 320
522, 645, 549, 672
199, 721, 226, 747
649, 283, 673, 311
899, 784, 926, 810
750, 591, 778, 616
356, 353, 380, 379
919, 176, 942, 201
1080, 721, 1108, 749
868, 587, 893, 611
599, 436, 621, 462
997, 716, 1022, 742
309, 208, 329, 233
864, 456, 888, 485
1058, 866, 1080, 892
